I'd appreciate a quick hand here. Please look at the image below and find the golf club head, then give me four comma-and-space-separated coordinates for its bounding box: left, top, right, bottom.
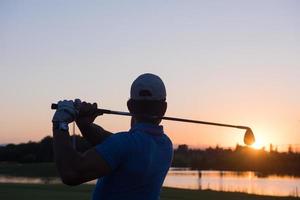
244, 128, 255, 146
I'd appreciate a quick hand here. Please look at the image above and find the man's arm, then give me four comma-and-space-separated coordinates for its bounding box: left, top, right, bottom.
76, 122, 112, 146
75, 102, 112, 146
53, 127, 111, 186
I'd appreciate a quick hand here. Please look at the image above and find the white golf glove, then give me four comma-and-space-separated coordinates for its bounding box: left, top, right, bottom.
52, 99, 81, 123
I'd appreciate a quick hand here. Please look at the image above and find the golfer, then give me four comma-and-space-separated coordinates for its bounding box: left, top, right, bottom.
52, 73, 173, 200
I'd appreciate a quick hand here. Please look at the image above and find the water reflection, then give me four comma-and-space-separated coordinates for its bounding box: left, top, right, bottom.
0, 169, 299, 197
0, 176, 60, 184
164, 169, 300, 197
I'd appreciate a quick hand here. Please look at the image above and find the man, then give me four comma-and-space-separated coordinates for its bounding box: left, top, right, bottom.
52, 73, 173, 200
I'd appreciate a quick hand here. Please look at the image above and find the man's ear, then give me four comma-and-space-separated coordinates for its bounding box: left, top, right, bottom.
162, 101, 167, 116
127, 99, 133, 113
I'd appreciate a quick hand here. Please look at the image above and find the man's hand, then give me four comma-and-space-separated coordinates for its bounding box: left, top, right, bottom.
75, 101, 111, 146
76, 101, 100, 126
52, 100, 78, 123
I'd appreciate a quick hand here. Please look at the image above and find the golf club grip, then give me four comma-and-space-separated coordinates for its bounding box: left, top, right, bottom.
51, 103, 129, 116
51, 103, 106, 115
51, 103, 58, 109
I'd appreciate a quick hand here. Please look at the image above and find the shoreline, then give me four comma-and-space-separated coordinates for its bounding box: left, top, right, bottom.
0, 183, 298, 200
1, 162, 300, 178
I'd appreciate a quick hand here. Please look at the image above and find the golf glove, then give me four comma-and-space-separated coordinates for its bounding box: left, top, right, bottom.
52, 100, 79, 124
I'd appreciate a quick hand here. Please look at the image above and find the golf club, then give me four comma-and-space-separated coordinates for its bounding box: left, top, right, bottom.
51, 103, 255, 145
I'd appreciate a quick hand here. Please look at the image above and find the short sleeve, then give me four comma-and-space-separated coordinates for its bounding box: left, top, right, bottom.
95, 132, 131, 171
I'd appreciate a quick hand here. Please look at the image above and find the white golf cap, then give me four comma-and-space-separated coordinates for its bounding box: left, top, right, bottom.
130, 73, 166, 101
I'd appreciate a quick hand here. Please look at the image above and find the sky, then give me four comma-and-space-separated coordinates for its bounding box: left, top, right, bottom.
0, 0, 299, 150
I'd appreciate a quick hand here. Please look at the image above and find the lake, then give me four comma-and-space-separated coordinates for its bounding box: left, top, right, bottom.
164, 168, 300, 197
0, 168, 299, 197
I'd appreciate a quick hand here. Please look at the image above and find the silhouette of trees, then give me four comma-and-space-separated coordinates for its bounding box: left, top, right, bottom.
0, 136, 91, 163
1, 138, 300, 176
172, 144, 300, 176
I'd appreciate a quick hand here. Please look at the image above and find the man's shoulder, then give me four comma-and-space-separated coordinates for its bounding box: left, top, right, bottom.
162, 132, 173, 145
105, 131, 134, 145
163, 133, 173, 156
111, 131, 134, 138
108, 129, 173, 150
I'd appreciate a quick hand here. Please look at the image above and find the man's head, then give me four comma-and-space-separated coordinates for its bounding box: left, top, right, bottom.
127, 73, 167, 125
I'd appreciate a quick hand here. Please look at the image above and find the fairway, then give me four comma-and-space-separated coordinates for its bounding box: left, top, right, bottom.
0, 183, 298, 200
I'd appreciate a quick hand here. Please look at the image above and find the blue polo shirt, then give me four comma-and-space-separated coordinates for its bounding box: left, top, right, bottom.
93, 123, 173, 200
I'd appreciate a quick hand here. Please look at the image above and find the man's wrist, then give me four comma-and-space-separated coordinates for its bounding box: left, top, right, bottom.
76, 120, 93, 130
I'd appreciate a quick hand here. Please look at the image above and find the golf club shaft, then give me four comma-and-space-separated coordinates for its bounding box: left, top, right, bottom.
51, 103, 250, 131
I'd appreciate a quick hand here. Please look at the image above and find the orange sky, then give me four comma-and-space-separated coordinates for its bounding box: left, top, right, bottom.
1, 1, 299, 150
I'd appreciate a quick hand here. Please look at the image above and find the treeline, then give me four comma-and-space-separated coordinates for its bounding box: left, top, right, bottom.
173, 144, 300, 176
0, 136, 91, 163
1, 136, 300, 176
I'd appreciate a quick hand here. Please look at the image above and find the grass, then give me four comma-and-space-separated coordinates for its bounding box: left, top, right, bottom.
0, 183, 298, 200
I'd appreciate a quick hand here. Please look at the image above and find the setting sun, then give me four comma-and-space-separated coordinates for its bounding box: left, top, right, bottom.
250, 137, 266, 150
251, 142, 264, 149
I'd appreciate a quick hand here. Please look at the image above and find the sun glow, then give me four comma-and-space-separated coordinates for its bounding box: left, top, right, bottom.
251, 142, 264, 149
251, 137, 266, 150
247, 128, 271, 150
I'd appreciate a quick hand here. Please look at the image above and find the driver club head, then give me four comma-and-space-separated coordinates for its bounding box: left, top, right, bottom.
244, 128, 255, 146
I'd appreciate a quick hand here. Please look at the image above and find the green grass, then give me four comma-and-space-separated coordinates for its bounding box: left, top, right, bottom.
0, 183, 298, 200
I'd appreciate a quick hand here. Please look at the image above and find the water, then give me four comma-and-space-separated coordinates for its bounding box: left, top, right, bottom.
164, 169, 300, 197
0, 169, 299, 197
